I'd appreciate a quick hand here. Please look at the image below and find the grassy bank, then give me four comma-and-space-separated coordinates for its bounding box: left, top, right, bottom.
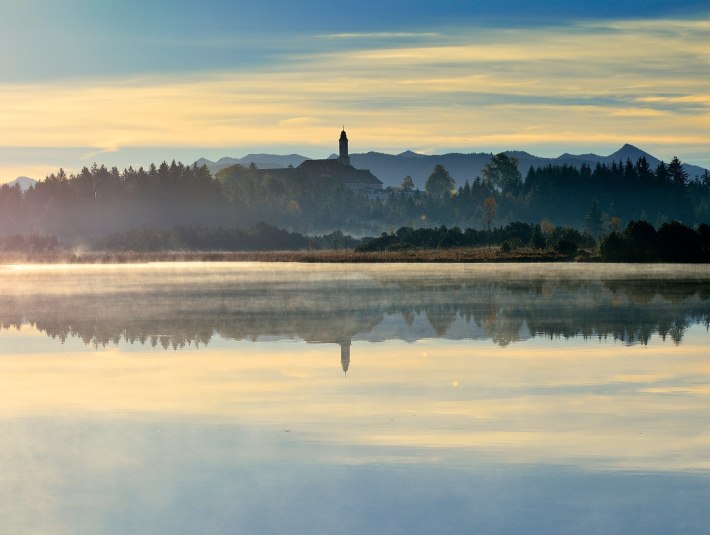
0, 247, 599, 264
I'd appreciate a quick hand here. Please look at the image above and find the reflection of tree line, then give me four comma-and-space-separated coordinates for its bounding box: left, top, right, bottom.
1, 279, 709, 350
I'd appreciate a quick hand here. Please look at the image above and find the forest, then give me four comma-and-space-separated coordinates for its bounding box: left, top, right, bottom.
0, 153, 709, 257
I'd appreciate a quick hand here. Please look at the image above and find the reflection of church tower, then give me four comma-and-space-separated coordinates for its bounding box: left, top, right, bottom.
340, 340, 351, 376
338, 129, 351, 166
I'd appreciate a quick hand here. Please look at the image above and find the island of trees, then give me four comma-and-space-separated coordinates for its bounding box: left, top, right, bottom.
1, 152, 709, 262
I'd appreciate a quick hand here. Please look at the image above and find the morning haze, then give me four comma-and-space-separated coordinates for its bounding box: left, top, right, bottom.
2, 1, 710, 534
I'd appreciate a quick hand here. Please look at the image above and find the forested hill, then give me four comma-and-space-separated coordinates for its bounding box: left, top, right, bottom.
198, 144, 708, 189
1, 154, 709, 244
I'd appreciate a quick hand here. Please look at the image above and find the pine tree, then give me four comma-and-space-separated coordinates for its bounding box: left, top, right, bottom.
668, 156, 688, 186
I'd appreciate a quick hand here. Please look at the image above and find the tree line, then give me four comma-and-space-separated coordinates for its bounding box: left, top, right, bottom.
600, 220, 710, 262
94, 223, 363, 252
409, 154, 710, 232
1, 153, 709, 251
0, 161, 229, 240
356, 222, 594, 257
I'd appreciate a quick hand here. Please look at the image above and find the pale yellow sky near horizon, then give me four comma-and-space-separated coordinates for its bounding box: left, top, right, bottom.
1, 18, 708, 182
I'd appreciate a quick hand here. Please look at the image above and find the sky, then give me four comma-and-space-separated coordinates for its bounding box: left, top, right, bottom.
1, 0, 709, 182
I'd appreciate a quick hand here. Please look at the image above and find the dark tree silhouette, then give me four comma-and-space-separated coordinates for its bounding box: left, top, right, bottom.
482, 153, 522, 195
425, 165, 455, 198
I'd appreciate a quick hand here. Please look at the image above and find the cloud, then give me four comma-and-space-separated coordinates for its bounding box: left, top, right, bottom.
1, 17, 708, 175
319, 32, 440, 39
81, 142, 123, 161
277, 117, 317, 127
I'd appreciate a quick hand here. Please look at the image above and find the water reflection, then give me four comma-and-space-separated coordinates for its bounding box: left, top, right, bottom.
2, 263, 710, 534
1, 263, 708, 355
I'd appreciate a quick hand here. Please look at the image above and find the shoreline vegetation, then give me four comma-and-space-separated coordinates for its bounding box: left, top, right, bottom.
2, 154, 709, 264
1, 219, 709, 264
0, 247, 591, 264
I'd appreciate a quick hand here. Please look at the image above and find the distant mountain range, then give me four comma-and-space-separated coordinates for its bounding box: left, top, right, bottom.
9, 145, 707, 190
198, 144, 708, 189
195, 154, 309, 174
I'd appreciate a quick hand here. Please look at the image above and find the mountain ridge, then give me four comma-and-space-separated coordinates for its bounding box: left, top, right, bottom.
198, 144, 707, 189
7, 146, 706, 189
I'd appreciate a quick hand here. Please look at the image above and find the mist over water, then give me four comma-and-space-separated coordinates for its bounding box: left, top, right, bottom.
2, 263, 709, 347
2, 263, 710, 534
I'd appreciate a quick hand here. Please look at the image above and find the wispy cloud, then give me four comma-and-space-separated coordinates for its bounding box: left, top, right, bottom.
1, 16, 709, 180
319, 32, 440, 39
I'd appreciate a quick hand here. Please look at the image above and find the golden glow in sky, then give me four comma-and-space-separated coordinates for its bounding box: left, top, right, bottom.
0, 5, 709, 181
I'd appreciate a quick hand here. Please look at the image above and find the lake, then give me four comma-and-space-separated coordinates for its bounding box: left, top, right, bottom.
1, 262, 710, 534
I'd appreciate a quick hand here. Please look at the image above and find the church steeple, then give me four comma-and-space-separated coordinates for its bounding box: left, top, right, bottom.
340, 340, 351, 377
338, 128, 351, 166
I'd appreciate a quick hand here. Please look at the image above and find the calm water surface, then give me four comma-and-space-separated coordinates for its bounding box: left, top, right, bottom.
1, 262, 710, 534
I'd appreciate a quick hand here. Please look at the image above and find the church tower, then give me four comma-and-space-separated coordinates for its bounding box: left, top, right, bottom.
340, 340, 351, 376
338, 128, 351, 166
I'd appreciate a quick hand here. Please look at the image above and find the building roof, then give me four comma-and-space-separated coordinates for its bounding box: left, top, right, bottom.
298, 159, 382, 186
